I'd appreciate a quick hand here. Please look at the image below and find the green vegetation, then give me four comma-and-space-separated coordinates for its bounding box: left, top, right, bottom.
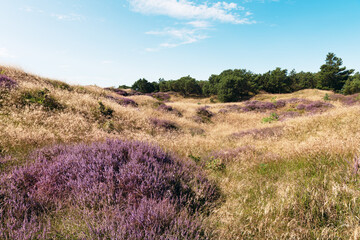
126, 52, 356, 102
19, 88, 65, 111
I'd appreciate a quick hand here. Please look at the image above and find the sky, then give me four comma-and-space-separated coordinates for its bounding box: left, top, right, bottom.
0, 0, 359, 87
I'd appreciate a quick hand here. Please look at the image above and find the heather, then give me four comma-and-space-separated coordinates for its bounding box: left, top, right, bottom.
150, 117, 179, 131
0, 140, 219, 239
157, 103, 182, 117
2, 66, 360, 239
0, 74, 17, 89
195, 106, 214, 123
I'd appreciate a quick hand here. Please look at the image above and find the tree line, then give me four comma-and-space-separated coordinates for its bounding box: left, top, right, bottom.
128, 53, 359, 102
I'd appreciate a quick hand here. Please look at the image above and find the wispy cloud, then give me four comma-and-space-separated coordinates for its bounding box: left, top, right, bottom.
128, 0, 256, 51
187, 20, 211, 28
0, 48, 15, 59
128, 0, 251, 24
51, 13, 85, 21
20, 6, 84, 22
146, 28, 208, 51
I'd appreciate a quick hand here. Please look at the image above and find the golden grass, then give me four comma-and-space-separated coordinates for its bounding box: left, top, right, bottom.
2, 65, 360, 239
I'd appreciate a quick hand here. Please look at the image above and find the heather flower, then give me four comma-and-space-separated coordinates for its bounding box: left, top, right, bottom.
330, 93, 360, 106
0, 140, 219, 239
196, 106, 214, 118
0, 74, 17, 89
242, 101, 276, 112
150, 92, 171, 102
105, 87, 128, 96
157, 104, 182, 117
106, 95, 138, 107
150, 117, 179, 130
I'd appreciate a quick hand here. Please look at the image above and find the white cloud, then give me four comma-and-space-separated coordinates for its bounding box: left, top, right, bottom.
128, 0, 251, 24
51, 13, 84, 21
187, 20, 211, 28
0, 48, 15, 59
146, 27, 208, 51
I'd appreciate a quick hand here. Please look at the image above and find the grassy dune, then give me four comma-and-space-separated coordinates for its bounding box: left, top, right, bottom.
1, 66, 360, 239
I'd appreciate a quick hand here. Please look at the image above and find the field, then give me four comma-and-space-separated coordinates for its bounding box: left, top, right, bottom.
1, 66, 360, 239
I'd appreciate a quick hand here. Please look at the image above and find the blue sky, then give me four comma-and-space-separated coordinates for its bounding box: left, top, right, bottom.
0, 0, 359, 87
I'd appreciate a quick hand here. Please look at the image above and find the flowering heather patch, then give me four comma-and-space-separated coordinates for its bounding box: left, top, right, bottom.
194, 106, 214, 123
157, 104, 182, 117
296, 101, 334, 112
150, 117, 179, 131
0, 74, 17, 89
231, 126, 284, 140
274, 99, 286, 108
330, 93, 360, 106
196, 106, 214, 118
118, 97, 138, 107
106, 95, 138, 107
0, 140, 219, 239
219, 104, 242, 114
242, 101, 277, 112
149, 92, 171, 102
218, 108, 229, 114
105, 87, 128, 96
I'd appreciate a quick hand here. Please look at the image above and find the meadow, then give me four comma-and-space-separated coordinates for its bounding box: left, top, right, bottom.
1, 66, 360, 239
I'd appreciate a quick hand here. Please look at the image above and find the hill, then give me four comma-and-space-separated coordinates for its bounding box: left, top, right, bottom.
1, 66, 360, 239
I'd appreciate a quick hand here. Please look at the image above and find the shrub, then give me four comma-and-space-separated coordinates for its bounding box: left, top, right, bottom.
323, 93, 330, 101
19, 88, 64, 111
195, 106, 214, 123
0, 74, 17, 89
105, 87, 128, 96
242, 101, 276, 112
0, 140, 219, 239
47, 79, 72, 91
330, 93, 360, 106
150, 117, 179, 131
106, 95, 138, 107
206, 158, 226, 172
295, 101, 333, 112
149, 92, 171, 102
98, 101, 114, 117
157, 104, 182, 117
262, 112, 279, 123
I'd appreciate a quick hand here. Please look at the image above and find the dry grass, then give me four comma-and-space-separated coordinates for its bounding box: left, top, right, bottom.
2, 65, 360, 239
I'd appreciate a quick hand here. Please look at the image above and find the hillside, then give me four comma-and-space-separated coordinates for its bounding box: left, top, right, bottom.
1, 66, 360, 239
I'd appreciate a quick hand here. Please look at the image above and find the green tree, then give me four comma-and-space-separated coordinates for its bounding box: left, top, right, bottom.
258, 68, 290, 93
316, 52, 354, 91
216, 69, 255, 102
131, 78, 155, 93
342, 72, 360, 95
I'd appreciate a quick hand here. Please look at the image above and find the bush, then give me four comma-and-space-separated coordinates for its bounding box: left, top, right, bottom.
262, 112, 279, 123
0, 74, 17, 89
150, 117, 179, 131
195, 106, 214, 123
19, 88, 64, 111
47, 79, 73, 91
98, 101, 114, 117
0, 140, 219, 239
105, 87, 128, 96
157, 104, 182, 117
